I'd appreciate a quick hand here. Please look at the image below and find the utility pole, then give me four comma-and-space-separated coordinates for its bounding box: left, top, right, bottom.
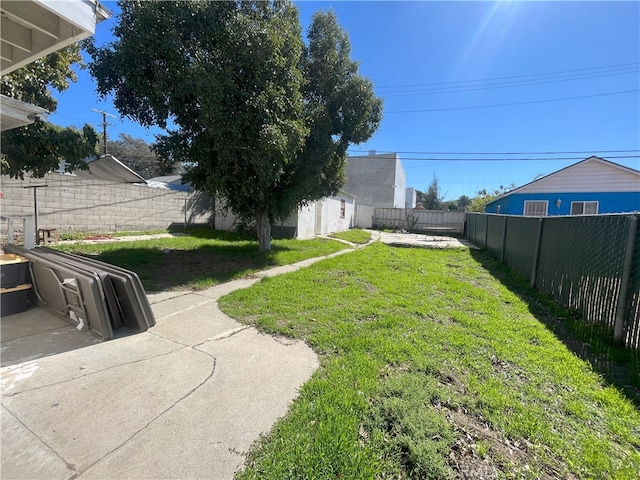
92, 109, 117, 154
23, 185, 48, 244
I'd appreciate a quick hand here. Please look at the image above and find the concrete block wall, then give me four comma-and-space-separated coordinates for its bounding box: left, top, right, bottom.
1, 173, 212, 236
344, 153, 407, 208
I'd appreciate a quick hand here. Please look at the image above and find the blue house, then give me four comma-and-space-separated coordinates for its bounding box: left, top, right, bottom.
485, 156, 640, 216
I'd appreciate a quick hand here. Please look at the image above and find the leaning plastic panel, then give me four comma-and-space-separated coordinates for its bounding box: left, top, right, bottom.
4, 245, 113, 340
36, 247, 155, 331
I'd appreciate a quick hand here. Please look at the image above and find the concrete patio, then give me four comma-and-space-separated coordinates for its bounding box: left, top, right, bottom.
1, 275, 318, 480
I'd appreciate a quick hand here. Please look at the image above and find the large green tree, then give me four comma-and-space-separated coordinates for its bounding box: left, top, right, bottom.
105, 133, 175, 179
87, 1, 382, 251
1, 45, 99, 179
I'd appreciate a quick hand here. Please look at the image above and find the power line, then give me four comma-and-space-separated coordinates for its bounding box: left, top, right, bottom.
393, 155, 640, 162
385, 89, 639, 113
381, 65, 638, 92
381, 68, 638, 97
348, 149, 640, 155
375, 62, 640, 90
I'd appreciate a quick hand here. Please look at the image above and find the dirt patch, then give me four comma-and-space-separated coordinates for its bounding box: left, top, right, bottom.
439, 406, 576, 480
148, 249, 262, 290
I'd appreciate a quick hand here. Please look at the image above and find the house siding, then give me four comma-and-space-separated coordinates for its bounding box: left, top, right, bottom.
516, 159, 640, 194
487, 192, 640, 216
315, 195, 355, 236
485, 157, 640, 216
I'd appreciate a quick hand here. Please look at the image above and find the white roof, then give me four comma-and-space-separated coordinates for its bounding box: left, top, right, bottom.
147, 175, 184, 184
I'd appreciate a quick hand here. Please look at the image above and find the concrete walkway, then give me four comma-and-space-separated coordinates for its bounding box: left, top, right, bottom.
1, 230, 475, 479
1, 252, 357, 479
378, 231, 478, 250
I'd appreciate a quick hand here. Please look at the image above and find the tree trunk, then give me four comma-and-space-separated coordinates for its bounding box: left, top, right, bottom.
256, 209, 272, 252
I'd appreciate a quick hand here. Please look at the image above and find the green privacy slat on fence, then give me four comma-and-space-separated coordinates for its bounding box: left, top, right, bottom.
475, 214, 488, 248
503, 216, 540, 281
486, 215, 506, 259
625, 223, 640, 348
536, 215, 628, 331
465, 213, 639, 350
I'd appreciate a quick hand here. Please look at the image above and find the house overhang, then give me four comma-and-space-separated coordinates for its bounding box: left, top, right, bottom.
1, 0, 111, 75
1, 0, 111, 132
0, 93, 48, 131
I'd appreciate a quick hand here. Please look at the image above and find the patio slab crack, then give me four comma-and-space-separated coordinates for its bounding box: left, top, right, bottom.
75, 353, 218, 478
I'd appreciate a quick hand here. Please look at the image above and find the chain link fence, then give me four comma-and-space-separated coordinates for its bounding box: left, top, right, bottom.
466, 213, 639, 350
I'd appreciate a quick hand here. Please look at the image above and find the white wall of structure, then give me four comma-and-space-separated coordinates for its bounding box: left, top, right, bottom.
214, 205, 241, 231
394, 160, 407, 208
315, 195, 354, 235
355, 204, 375, 228
215, 194, 353, 239
295, 203, 316, 238
273, 204, 315, 239
405, 188, 417, 209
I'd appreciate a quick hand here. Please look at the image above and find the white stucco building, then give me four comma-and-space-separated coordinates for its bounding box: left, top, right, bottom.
213, 192, 356, 240
344, 152, 407, 208
405, 187, 417, 209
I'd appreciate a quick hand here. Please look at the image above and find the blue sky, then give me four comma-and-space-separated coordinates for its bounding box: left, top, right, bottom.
49, 1, 640, 201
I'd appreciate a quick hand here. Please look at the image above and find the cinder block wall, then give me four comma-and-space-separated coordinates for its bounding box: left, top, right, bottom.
344, 153, 406, 208
1, 173, 213, 236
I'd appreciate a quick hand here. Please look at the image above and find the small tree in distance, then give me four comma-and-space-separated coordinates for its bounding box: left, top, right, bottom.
422, 175, 445, 210
457, 195, 471, 210
468, 184, 515, 212
105, 133, 175, 179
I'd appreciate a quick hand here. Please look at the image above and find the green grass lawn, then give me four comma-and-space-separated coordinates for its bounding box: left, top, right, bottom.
218, 243, 640, 479
58, 229, 170, 241
329, 228, 372, 244
53, 228, 350, 291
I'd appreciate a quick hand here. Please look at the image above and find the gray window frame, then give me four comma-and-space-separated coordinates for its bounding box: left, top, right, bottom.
523, 200, 548, 216
570, 201, 599, 215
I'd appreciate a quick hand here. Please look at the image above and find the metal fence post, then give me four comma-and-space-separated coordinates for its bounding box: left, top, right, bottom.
613, 215, 638, 343
484, 215, 489, 249
473, 213, 478, 243
530, 217, 544, 287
